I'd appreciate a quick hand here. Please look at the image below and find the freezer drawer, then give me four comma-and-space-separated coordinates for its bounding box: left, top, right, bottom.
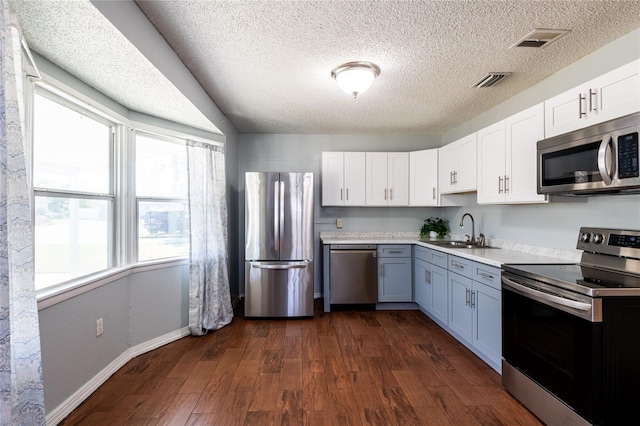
244, 261, 314, 317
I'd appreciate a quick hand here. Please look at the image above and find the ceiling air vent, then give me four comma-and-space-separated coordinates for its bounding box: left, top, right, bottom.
471, 72, 512, 88
511, 28, 571, 49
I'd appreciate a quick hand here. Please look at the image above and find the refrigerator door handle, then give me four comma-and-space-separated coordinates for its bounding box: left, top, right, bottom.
251, 262, 308, 270
273, 180, 280, 251
279, 180, 285, 252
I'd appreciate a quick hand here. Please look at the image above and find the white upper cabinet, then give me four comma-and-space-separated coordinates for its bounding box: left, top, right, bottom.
477, 121, 507, 204
321, 152, 365, 206
409, 149, 439, 206
366, 152, 409, 206
439, 133, 477, 194
477, 103, 547, 204
545, 59, 640, 137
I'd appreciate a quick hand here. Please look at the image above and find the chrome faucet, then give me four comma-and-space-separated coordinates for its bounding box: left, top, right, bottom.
460, 213, 476, 245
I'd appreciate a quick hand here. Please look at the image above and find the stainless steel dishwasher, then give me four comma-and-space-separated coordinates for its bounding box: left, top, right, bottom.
329, 244, 378, 305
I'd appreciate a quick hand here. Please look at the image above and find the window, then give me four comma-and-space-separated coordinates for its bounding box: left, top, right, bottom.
33, 90, 115, 290
135, 132, 189, 261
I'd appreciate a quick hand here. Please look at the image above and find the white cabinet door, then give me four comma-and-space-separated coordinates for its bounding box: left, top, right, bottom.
545, 59, 640, 137
448, 272, 473, 344
388, 152, 409, 206
472, 281, 501, 371
593, 59, 640, 124
321, 152, 344, 206
344, 152, 366, 205
410, 149, 439, 206
322, 152, 366, 206
477, 121, 506, 204
366, 152, 389, 206
438, 133, 477, 194
438, 143, 458, 194
366, 152, 409, 206
455, 134, 478, 192
506, 103, 547, 204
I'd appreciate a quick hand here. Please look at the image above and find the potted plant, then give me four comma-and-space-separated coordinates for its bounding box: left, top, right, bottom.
420, 217, 449, 239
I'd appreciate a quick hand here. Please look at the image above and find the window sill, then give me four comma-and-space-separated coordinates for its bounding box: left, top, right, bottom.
36, 258, 189, 310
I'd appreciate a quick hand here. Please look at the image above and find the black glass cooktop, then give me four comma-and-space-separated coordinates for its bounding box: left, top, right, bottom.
503, 263, 640, 297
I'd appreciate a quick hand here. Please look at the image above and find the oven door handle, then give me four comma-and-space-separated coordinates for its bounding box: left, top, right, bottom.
502, 276, 600, 322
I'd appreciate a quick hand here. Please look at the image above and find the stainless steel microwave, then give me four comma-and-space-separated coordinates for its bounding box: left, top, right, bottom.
537, 112, 640, 195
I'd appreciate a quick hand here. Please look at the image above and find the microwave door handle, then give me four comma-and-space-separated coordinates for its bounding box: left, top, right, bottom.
597, 135, 615, 185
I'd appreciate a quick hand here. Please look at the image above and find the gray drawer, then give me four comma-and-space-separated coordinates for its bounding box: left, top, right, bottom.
378, 244, 411, 258
448, 255, 473, 278
473, 262, 501, 291
428, 249, 448, 269
414, 245, 430, 262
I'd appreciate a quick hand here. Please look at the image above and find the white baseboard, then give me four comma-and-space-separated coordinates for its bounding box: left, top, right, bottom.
45, 327, 191, 426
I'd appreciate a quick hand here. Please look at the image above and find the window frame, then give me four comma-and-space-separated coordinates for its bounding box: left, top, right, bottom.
27, 75, 223, 306
32, 87, 118, 290
134, 130, 189, 263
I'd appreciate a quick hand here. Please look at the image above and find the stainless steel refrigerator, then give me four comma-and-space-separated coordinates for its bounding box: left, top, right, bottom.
244, 172, 314, 317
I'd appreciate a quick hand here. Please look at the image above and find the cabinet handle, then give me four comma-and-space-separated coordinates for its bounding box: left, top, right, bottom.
471, 290, 476, 308
465, 288, 470, 306
498, 176, 503, 194
425, 270, 431, 284
346, 188, 349, 201
589, 88, 597, 112
390, 188, 393, 200
384, 188, 387, 200
450, 171, 454, 185
478, 271, 494, 280
452, 261, 465, 270
453, 171, 458, 184
504, 175, 509, 193
340, 188, 343, 201
432, 187, 436, 199
578, 93, 587, 118
388, 250, 402, 254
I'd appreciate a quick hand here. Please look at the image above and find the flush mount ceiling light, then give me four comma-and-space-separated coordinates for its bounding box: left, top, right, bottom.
331, 61, 380, 98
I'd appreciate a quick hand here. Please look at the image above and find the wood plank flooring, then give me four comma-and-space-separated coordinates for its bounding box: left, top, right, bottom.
60, 302, 542, 425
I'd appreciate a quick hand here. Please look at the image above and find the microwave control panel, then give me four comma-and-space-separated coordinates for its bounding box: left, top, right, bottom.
618, 131, 639, 179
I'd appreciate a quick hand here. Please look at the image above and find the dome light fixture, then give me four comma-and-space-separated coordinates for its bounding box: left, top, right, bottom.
331, 61, 380, 98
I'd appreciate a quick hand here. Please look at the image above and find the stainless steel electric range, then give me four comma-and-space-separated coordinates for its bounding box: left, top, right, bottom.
502, 227, 640, 426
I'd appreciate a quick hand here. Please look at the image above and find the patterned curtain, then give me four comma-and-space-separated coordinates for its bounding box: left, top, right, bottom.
0, 1, 46, 424
186, 140, 233, 336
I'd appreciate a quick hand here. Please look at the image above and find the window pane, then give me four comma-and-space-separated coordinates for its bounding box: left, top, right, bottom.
138, 201, 189, 261
34, 196, 111, 290
136, 134, 187, 198
33, 94, 111, 194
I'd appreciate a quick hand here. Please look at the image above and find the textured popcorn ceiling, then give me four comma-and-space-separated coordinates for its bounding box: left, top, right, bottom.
10, 0, 220, 134
10, 1, 640, 135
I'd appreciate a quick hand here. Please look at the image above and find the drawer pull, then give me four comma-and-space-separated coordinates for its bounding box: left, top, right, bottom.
452, 262, 465, 269
478, 272, 494, 280
388, 250, 403, 254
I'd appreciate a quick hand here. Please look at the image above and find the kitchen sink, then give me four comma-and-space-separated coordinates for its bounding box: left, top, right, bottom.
422, 240, 498, 249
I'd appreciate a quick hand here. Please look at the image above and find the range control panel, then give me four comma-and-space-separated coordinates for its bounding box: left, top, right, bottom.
578, 227, 640, 260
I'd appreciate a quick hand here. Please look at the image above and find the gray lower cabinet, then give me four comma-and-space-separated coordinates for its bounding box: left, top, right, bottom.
378, 245, 412, 302
447, 254, 502, 373
414, 246, 448, 325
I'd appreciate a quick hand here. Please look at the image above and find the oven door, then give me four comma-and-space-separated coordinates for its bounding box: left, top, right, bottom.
502, 274, 603, 424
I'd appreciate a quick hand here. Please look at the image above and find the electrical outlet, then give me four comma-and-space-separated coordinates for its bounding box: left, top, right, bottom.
96, 318, 104, 336
336, 218, 343, 228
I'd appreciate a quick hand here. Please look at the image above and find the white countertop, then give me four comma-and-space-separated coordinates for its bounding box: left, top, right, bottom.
320, 232, 579, 268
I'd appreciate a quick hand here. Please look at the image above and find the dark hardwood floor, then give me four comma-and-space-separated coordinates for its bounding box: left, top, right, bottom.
60, 301, 542, 425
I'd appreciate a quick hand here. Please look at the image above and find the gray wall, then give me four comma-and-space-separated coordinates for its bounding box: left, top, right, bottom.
238, 134, 442, 295
34, 3, 241, 415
